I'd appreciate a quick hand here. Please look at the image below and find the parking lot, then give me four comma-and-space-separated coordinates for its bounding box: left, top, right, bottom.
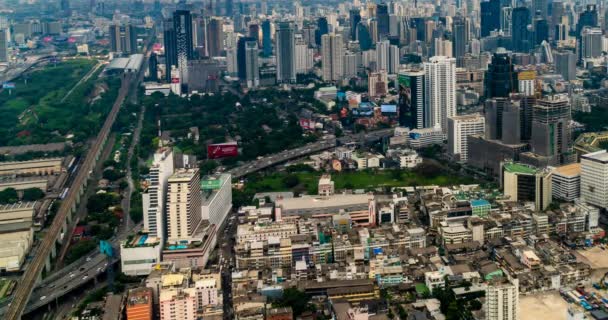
520, 291, 570, 320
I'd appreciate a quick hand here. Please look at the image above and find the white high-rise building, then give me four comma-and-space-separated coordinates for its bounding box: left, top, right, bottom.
166, 168, 202, 244
143, 148, 174, 243
226, 47, 238, 76
388, 44, 400, 74
295, 39, 313, 74
434, 38, 453, 57
321, 33, 343, 82
581, 150, 608, 209
343, 52, 358, 78
447, 113, 485, 162
485, 280, 518, 320
244, 40, 259, 88
581, 27, 603, 59
376, 40, 390, 72
424, 56, 456, 133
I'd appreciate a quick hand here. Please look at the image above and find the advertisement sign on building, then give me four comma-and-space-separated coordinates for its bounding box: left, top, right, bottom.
207, 142, 239, 159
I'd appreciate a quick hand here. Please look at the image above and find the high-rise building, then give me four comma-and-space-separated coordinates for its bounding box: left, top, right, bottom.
501, 7, 513, 36
376, 3, 390, 40
244, 39, 259, 88
533, 0, 548, 19
581, 27, 603, 60
60, 0, 71, 15
581, 150, 608, 209
376, 40, 390, 72
448, 114, 486, 162
295, 39, 313, 74
388, 44, 400, 75
530, 94, 572, 165
576, 5, 598, 38
485, 280, 519, 320
126, 288, 153, 320
143, 149, 174, 243
237, 36, 256, 83
534, 18, 549, 45
554, 51, 576, 81
356, 21, 373, 51
368, 70, 388, 98
502, 162, 553, 211
481, 0, 501, 37
261, 20, 272, 57
398, 70, 425, 128
0, 29, 8, 63
225, 0, 233, 16
315, 17, 329, 47
206, 17, 223, 58
433, 38, 453, 57
173, 10, 193, 86
248, 23, 260, 44
424, 56, 456, 133
164, 19, 177, 82
452, 16, 467, 65
511, 7, 532, 53
159, 288, 197, 320
109, 23, 137, 54
275, 22, 296, 83
149, 53, 158, 81
349, 9, 361, 41
485, 49, 515, 98
321, 33, 343, 82
166, 168, 202, 244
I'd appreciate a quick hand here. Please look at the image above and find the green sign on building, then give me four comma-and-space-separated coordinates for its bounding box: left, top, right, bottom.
201, 179, 222, 190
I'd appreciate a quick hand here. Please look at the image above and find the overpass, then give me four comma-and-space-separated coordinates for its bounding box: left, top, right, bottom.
228, 128, 395, 179
4, 70, 143, 320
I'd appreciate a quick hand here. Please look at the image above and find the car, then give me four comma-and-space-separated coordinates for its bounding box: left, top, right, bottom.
82, 276, 88, 280
86, 257, 92, 262
40, 296, 47, 300
69, 273, 75, 278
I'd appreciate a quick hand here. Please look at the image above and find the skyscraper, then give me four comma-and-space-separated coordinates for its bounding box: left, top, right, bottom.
480, 0, 501, 37
225, 0, 233, 17
452, 16, 467, 65
581, 27, 603, 60
581, 150, 608, 210
356, 21, 373, 51
424, 56, 456, 133
109, 23, 137, 54
143, 149, 174, 243
398, 70, 425, 128
244, 40, 259, 88
530, 94, 572, 165
166, 169, 202, 244
448, 114, 485, 162
376, 40, 390, 72
485, 49, 515, 98
554, 51, 576, 81
315, 17, 329, 47
533, 0, 548, 19
511, 7, 532, 53
149, 52, 158, 81
0, 29, 8, 63
173, 10, 193, 86
533, 17, 549, 45
163, 19, 177, 81
321, 33, 343, 82
276, 22, 296, 83
237, 36, 257, 84
261, 20, 272, 57
376, 3, 390, 40
206, 17, 223, 57
576, 5, 598, 38
349, 9, 361, 41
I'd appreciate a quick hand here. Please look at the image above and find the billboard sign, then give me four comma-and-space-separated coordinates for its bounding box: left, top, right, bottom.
201, 179, 222, 190
2, 82, 15, 89
381, 104, 397, 113
207, 142, 238, 159
299, 118, 313, 130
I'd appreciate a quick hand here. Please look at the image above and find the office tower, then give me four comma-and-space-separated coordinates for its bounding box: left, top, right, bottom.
517, 70, 536, 97
369, 19, 379, 43
126, 288, 153, 320
512, 7, 532, 53
376, 3, 389, 40
225, 0, 233, 16
581, 150, 608, 209
295, 39, 313, 74
534, 18, 549, 45
388, 45, 400, 75
248, 23, 260, 44
0, 29, 8, 63
60, 0, 71, 15
502, 162, 553, 211
357, 21, 373, 51
530, 94, 571, 164
237, 36, 255, 81
343, 52, 357, 78
368, 70, 388, 98
149, 53, 158, 81
173, 10, 193, 86
315, 17, 329, 47
533, 0, 548, 19
389, 14, 399, 37
485, 49, 515, 98
206, 18, 223, 57
484, 98, 509, 141
424, 56, 456, 133
481, 0, 501, 37
448, 114, 485, 162
550, 1, 564, 39
143, 149, 174, 243
321, 33, 343, 82
581, 27, 603, 60
398, 70, 425, 128
166, 169, 202, 243
554, 51, 576, 81
261, 20, 272, 57
159, 288, 197, 320
109, 23, 137, 54
576, 5, 598, 38
244, 41, 259, 88
501, 7, 512, 36
350, 9, 361, 41
376, 40, 389, 71
276, 22, 296, 83
554, 24, 567, 42
452, 16, 467, 65
164, 19, 177, 81
433, 38, 453, 57
605, 7, 608, 32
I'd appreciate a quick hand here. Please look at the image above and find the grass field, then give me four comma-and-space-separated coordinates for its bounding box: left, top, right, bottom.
0, 59, 98, 146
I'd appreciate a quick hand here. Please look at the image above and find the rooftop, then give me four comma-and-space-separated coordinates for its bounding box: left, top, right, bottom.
583, 150, 608, 163
0, 202, 36, 212
553, 163, 581, 177
503, 162, 538, 175
276, 194, 372, 211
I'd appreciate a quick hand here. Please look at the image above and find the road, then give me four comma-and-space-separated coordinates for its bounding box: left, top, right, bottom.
4, 70, 138, 319
227, 128, 395, 178
60, 61, 103, 103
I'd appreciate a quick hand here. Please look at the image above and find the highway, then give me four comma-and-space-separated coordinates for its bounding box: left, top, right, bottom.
5, 71, 138, 320
227, 128, 395, 178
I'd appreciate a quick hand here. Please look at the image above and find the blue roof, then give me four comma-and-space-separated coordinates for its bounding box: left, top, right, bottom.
471, 199, 490, 207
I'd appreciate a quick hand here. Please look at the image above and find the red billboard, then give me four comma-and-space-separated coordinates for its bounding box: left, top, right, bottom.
207, 142, 239, 159
299, 118, 313, 130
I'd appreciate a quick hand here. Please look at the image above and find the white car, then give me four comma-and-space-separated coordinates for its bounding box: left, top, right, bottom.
69, 273, 75, 278
40, 296, 46, 301
82, 275, 88, 280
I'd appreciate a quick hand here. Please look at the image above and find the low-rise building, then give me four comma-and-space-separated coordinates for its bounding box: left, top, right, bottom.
120, 234, 163, 276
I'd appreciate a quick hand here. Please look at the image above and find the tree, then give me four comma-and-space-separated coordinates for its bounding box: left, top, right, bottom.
87, 193, 118, 213
446, 301, 460, 320
0, 188, 19, 204
272, 287, 311, 316
398, 305, 408, 319
22, 188, 45, 201
282, 175, 300, 188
